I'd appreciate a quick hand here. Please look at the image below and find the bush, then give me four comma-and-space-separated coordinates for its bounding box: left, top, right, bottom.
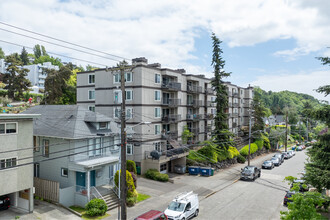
114, 170, 136, 196
197, 143, 218, 163
239, 143, 258, 156
187, 150, 208, 163
145, 169, 169, 182
217, 149, 231, 161
85, 199, 107, 217
228, 146, 240, 158
130, 171, 137, 188
127, 160, 137, 174
255, 139, 264, 150
262, 136, 271, 150
0, 90, 8, 97
0, 95, 12, 106
237, 154, 246, 163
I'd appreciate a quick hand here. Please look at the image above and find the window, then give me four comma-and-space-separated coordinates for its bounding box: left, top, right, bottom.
0, 159, 5, 169
126, 144, 133, 155
43, 140, 49, 158
155, 125, 161, 135
34, 163, 40, 177
126, 90, 133, 101
154, 142, 161, 152
88, 74, 95, 84
6, 123, 17, 134
155, 90, 161, 101
33, 136, 39, 152
88, 105, 95, 112
114, 90, 122, 104
114, 108, 121, 118
155, 107, 161, 118
126, 108, 133, 119
211, 96, 216, 102
0, 124, 4, 134
125, 72, 133, 82
211, 108, 216, 115
155, 74, 161, 83
0, 157, 17, 170
160, 163, 167, 172
114, 73, 120, 83
99, 122, 107, 129
88, 90, 95, 100
88, 138, 102, 157
61, 168, 68, 177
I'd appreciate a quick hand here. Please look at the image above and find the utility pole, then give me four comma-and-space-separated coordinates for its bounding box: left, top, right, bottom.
285, 110, 288, 152
306, 119, 309, 142
248, 114, 252, 166
120, 64, 127, 220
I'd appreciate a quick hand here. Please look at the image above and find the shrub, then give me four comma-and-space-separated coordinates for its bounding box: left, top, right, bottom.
263, 136, 271, 150
217, 149, 231, 161
255, 139, 264, 150
187, 150, 208, 163
228, 146, 240, 158
85, 199, 107, 217
145, 169, 169, 182
114, 170, 136, 196
0, 95, 12, 106
237, 154, 246, 163
130, 171, 137, 188
0, 90, 8, 97
127, 160, 137, 174
239, 143, 258, 156
197, 144, 218, 163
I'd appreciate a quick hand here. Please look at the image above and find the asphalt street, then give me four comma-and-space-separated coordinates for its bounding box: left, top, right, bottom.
109, 149, 308, 220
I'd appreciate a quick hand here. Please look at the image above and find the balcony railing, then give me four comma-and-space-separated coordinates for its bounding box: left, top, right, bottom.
162, 114, 181, 123
233, 92, 239, 97
204, 113, 214, 120
187, 85, 203, 93
243, 103, 251, 108
233, 103, 239, 108
205, 88, 214, 94
227, 91, 232, 96
205, 125, 212, 133
232, 122, 237, 128
231, 113, 239, 117
162, 82, 181, 91
206, 101, 216, 107
187, 100, 203, 108
145, 147, 189, 160
161, 130, 178, 140
186, 114, 203, 121
71, 146, 119, 162
189, 128, 200, 135
163, 98, 181, 107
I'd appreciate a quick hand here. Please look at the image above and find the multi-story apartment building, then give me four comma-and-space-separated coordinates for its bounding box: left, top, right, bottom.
77, 57, 253, 174
0, 114, 39, 213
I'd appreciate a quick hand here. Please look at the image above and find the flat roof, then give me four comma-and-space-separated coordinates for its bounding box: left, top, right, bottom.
0, 114, 40, 119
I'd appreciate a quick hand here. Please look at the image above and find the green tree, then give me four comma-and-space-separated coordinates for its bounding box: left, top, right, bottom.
33, 44, 42, 59
41, 45, 47, 56
20, 47, 29, 65
34, 55, 62, 67
211, 33, 232, 149
3, 55, 31, 99
86, 64, 97, 71
181, 125, 194, 144
0, 47, 5, 59
252, 91, 267, 134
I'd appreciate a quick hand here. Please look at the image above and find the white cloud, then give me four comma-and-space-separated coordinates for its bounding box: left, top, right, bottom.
250, 69, 330, 102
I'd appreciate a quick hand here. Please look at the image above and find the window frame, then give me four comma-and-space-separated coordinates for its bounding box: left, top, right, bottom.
88, 74, 95, 84
154, 142, 161, 152
126, 108, 133, 119
0, 122, 18, 135
43, 139, 50, 158
125, 72, 133, 82
88, 90, 95, 100
61, 168, 68, 177
114, 108, 121, 118
154, 90, 161, 101
0, 157, 18, 170
154, 107, 161, 118
155, 73, 161, 84
125, 90, 133, 101
154, 124, 161, 135
99, 122, 107, 130
88, 105, 95, 112
126, 144, 133, 155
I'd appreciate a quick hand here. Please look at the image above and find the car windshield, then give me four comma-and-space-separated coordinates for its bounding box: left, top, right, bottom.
271, 157, 278, 161
168, 201, 185, 212
263, 161, 271, 164
243, 167, 254, 172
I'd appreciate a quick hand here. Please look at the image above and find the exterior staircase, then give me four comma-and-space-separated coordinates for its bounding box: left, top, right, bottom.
103, 190, 120, 211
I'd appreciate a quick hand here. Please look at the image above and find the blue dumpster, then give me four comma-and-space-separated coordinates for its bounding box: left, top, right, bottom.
200, 167, 212, 177
188, 166, 200, 175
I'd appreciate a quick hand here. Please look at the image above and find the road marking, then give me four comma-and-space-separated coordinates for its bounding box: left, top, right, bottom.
204, 178, 240, 199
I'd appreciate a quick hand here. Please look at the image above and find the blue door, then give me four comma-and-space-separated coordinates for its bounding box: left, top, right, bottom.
76, 172, 86, 192
90, 170, 96, 187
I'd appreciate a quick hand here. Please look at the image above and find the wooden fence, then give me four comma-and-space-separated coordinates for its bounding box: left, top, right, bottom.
34, 177, 59, 203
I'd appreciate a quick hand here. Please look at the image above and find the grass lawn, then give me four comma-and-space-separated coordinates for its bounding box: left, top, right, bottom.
69, 206, 110, 220
137, 193, 150, 203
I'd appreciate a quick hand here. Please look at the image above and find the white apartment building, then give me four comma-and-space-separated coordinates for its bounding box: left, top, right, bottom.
76, 57, 253, 174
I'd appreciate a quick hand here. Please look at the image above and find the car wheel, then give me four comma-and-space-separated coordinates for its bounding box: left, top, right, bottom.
258, 173, 261, 177
195, 209, 199, 217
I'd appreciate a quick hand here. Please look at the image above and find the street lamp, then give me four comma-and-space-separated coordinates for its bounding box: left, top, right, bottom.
118, 121, 151, 220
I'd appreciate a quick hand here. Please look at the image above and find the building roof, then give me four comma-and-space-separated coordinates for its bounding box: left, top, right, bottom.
22, 105, 119, 139
0, 114, 40, 119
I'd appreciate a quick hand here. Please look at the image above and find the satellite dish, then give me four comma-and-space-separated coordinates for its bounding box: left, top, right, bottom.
150, 150, 160, 159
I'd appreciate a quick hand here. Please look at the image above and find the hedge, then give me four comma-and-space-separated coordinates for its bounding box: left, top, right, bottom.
127, 160, 137, 175
262, 135, 271, 149
255, 139, 264, 150
85, 198, 107, 217
197, 145, 218, 163
228, 146, 240, 159
187, 150, 208, 163
239, 143, 258, 156
145, 169, 169, 182
237, 154, 246, 163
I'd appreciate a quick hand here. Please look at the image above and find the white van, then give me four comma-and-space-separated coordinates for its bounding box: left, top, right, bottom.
164, 191, 199, 220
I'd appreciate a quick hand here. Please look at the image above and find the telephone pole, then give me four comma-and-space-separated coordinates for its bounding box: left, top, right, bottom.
248, 115, 252, 166
120, 63, 127, 220
285, 110, 288, 152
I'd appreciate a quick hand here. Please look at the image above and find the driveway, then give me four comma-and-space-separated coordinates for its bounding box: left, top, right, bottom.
0, 200, 80, 220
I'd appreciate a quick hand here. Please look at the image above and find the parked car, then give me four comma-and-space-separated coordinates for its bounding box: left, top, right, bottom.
240, 166, 261, 181
288, 150, 295, 156
0, 195, 10, 210
271, 157, 281, 166
296, 146, 303, 151
282, 151, 291, 159
262, 160, 274, 169
164, 191, 199, 220
283, 191, 297, 206
274, 153, 284, 163
291, 179, 309, 192
135, 210, 168, 220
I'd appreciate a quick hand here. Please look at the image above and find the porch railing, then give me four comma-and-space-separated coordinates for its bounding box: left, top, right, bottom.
90, 186, 104, 201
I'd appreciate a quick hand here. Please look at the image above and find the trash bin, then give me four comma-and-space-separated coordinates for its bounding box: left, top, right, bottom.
174, 165, 186, 174
211, 168, 215, 176
136, 166, 141, 175
200, 167, 212, 177
188, 166, 200, 175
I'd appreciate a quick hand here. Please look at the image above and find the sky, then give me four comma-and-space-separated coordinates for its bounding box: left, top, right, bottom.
0, 0, 329, 102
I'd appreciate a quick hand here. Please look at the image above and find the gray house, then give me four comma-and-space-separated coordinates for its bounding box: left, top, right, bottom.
23, 105, 121, 207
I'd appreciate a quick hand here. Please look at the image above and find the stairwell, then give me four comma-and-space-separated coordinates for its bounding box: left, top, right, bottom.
103, 190, 120, 211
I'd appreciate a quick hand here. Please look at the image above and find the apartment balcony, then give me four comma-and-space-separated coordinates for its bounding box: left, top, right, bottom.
233, 92, 239, 98
233, 103, 239, 108
205, 88, 214, 94
206, 101, 216, 107
69, 146, 119, 165
232, 122, 237, 128
228, 102, 232, 107
187, 85, 203, 93
161, 130, 178, 140
162, 82, 181, 91
227, 91, 232, 96
243, 103, 251, 108
186, 114, 204, 121
162, 114, 181, 123
145, 147, 189, 162
204, 113, 214, 120
205, 125, 212, 133
231, 113, 239, 117
189, 128, 200, 135
163, 98, 181, 107
187, 100, 203, 108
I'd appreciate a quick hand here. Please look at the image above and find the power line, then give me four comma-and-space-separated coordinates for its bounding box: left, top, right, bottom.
0, 21, 130, 61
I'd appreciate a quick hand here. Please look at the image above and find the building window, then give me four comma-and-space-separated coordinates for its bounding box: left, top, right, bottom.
88, 105, 95, 112
0, 124, 5, 134
126, 108, 133, 119
88, 74, 95, 84
155, 74, 161, 84
126, 144, 133, 155
61, 168, 68, 177
34, 163, 40, 177
211, 108, 216, 115
114, 90, 121, 104
155, 90, 161, 101
125, 72, 133, 82
154, 142, 161, 152
114, 73, 120, 83
33, 136, 39, 152
155, 107, 161, 118
4, 123, 17, 134
0, 157, 17, 170
88, 90, 95, 100
43, 140, 49, 158
114, 108, 121, 118
155, 125, 161, 135
88, 138, 102, 157
160, 163, 167, 172
126, 90, 133, 101
211, 96, 216, 102
99, 122, 107, 129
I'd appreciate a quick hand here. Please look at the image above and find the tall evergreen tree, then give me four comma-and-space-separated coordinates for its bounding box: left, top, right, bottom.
20, 47, 29, 65
33, 44, 42, 59
3, 55, 31, 99
211, 33, 232, 149
0, 47, 5, 59
252, 92, 267, 134
41, 45, 48, 56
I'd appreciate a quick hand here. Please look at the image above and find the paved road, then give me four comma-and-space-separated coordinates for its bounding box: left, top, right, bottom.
107, 150, 307, 220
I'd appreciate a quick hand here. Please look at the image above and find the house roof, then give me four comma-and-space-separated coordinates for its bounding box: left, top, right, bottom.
23, 105, 119, 139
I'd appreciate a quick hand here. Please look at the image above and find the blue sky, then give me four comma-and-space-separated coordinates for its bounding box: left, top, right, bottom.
0, 0, 329, 101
